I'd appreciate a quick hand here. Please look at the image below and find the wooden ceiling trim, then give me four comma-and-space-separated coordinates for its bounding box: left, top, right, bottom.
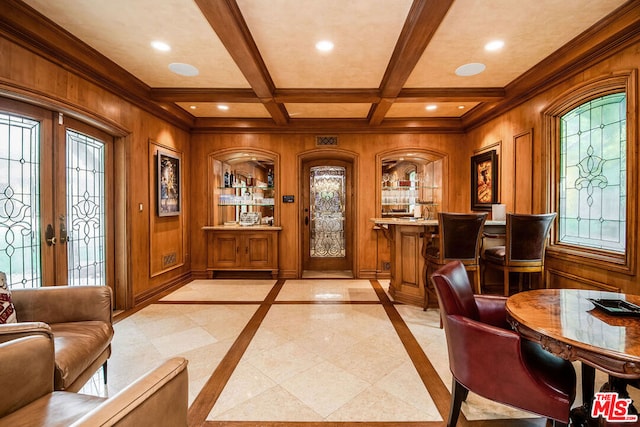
194, 0, 289, 125
150, 88, 258, 103
192, 116, 463, 134
397, 88, 505, 102
274, 89, 381, 104
369, 0, 454, 125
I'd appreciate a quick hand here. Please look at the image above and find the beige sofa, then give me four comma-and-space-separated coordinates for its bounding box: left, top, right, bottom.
0, 335, 188, 426
0, 285, 113, 391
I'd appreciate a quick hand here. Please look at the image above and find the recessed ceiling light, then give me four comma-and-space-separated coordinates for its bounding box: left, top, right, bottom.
189, 105, 197, 110
458, 105, 465, 109
485, 40, 504, 52
455, 63, 486, 77
315, 40, 334, 52
426, 105, 437, 111
217, 105, 229, 111
151, 40, 171, 52
168, 63, 199, 76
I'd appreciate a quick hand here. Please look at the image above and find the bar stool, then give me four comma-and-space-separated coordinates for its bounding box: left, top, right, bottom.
424, 212, 487, 309
481, 212, 556, 296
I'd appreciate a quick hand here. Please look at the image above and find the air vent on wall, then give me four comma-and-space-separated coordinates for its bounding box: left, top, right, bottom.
316, 136, 338, 146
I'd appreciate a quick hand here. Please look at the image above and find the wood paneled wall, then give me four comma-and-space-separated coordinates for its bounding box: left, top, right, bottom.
465, 42, 640, 295
0, 36, 192, 309
1, 7, 639, 305
189, 133, 467, 279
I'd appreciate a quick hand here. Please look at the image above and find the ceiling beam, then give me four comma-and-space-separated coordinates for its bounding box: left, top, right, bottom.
274, 89, 381, 104
194, 0, 288, 125
397, 88, 505, 102
150, 88, 258, 103
369, 0, 454, 125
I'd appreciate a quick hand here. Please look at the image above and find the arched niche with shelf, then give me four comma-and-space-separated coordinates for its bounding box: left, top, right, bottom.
376, 150, 445, 219
208, 148, 280, 227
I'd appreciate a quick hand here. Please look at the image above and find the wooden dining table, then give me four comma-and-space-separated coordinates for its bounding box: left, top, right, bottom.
506, 289, 640, 425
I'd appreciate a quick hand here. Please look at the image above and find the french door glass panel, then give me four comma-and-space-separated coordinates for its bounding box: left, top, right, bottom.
0, 113, 41, 288
66, 130, 106, 286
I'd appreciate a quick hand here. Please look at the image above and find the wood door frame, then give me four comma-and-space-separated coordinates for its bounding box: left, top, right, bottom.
298, 149, 358, 276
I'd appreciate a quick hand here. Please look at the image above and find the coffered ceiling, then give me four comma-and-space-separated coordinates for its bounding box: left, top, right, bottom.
17, 0, 633, 130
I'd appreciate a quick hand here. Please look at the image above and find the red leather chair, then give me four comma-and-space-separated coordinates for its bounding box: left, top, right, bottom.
430, 261, 576, 427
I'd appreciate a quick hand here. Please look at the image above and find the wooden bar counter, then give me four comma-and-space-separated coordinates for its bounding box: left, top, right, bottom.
371, 218, 504, 307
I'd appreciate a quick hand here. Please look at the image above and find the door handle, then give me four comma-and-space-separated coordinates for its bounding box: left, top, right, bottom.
305, 216, 309, 226
59, 215, 68, 244
45, 224, 56, 246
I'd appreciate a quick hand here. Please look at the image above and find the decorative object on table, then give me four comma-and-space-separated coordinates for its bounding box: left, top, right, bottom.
471, 150, 498, 210
491, 203, 506, 220
239, 211, 261, 226
157, 149, 181, 216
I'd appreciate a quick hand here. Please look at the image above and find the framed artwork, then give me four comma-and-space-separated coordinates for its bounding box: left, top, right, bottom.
471, 150, 498, 210
157, 149, 181, 216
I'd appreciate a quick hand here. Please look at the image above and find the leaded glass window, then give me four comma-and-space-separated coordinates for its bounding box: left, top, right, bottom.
0, 113, 41, 288
66, 130, 106, 285
559, 93, 626, 252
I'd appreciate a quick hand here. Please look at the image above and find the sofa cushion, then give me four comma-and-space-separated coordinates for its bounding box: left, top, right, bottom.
49, 321, 113, 390
0, 272, 16, 324
0, 392, 105, 427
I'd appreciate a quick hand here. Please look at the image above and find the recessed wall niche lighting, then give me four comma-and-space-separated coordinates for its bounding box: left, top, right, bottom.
151, 40, 171, 51
217, 105, 229, 111
168, 63, 199, 76
485, 40, 505, 51
455, 62, 486, 77
426, 105, 437, 111
315, 40, 334, 52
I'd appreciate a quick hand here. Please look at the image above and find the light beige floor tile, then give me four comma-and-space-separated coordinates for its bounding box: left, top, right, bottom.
278, 279, 378, 301
279, 361, 371, 418
211, 385, 324, 421
161, 280, 275, 301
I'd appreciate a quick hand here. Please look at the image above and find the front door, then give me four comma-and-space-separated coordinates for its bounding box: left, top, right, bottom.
0, 98, 113, 290
302, 159, 353, 273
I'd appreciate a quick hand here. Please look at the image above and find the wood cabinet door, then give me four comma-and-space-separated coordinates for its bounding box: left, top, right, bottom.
244, 232, 274, 268
209, 233, 241, 268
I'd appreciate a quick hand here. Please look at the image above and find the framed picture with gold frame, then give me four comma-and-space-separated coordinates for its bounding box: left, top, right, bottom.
471, 150, 498, 210
157, 149, 181, 216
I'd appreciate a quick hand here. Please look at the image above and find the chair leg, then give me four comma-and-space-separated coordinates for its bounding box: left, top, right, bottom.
448, 379, 468, 427
102, 361, 108, 384
474, 268, 482, 295
503, 269, 510, 296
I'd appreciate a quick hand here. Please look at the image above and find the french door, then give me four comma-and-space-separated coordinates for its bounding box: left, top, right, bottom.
0, 98, 113, 289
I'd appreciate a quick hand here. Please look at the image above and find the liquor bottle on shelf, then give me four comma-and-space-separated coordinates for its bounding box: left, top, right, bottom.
267, 169, 274, 187
224, 170, 230, 188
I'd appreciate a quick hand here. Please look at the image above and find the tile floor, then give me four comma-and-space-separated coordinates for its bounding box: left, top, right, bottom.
80, 278, 638, 426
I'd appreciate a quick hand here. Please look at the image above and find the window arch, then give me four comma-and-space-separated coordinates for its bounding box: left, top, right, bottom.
544, 71, 636, 273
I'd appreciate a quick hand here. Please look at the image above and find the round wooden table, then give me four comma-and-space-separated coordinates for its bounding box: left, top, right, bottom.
506, 289, 640, 425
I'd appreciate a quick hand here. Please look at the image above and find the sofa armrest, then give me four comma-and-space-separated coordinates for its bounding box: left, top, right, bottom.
0, 335, 55, 418
12, 286, 112, 324
0, 322, 53, 344
70, 357, 188, 427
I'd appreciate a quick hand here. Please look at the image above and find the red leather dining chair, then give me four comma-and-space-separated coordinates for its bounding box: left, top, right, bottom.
430, 261, 576, 427
424, 212, 487, 310
482, 212, 556, 296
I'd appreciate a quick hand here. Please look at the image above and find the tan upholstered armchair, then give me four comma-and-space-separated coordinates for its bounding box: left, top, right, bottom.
0, 334, 188, 426
0, 285, 114, 392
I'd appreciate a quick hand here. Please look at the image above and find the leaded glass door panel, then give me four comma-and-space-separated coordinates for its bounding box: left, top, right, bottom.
0, 98, 112, 289
302, 159, 353, 272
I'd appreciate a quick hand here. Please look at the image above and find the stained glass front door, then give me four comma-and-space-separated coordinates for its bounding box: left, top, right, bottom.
303, 159, 352, 273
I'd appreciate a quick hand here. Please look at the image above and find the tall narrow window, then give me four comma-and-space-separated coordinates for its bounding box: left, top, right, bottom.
66, 130, 106, 285
559, 93, 626, 252
0, 113, 41, 288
